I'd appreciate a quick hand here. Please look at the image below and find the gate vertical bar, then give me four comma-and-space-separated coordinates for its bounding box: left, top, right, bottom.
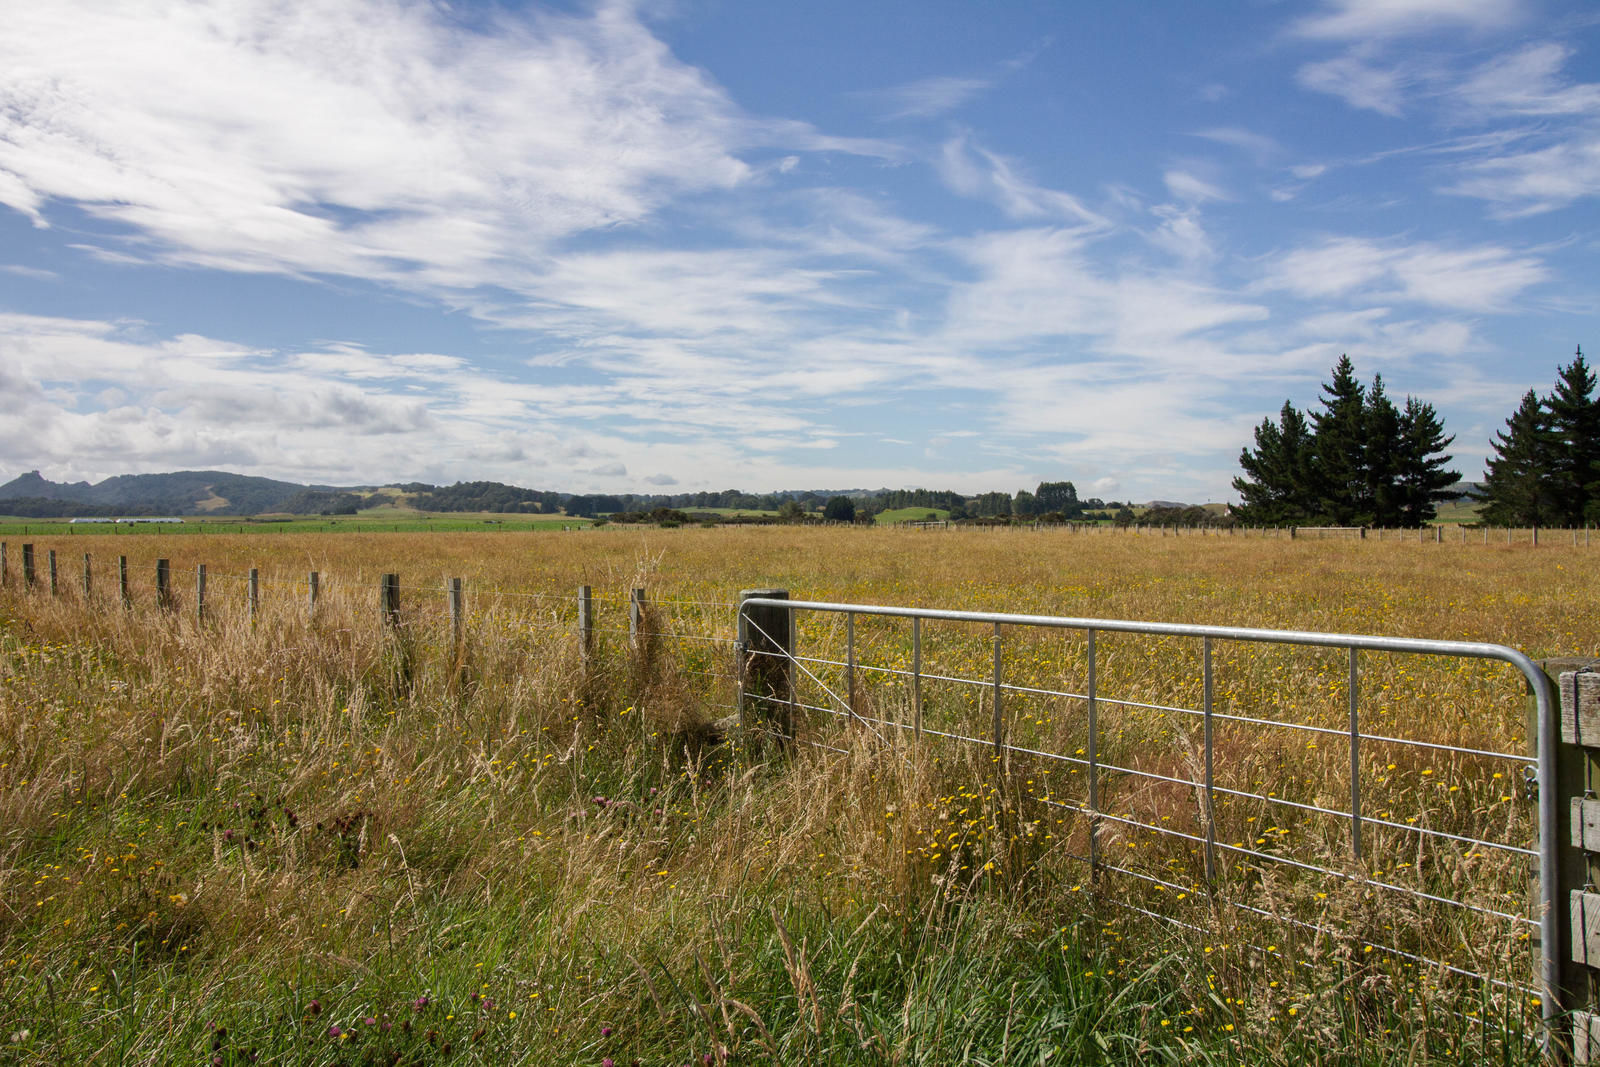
1087, 628, 1100, 879
1349, 648, 1362, 860
911, 616, 923, 739
1203, 636, 1217, 883
846, 611, 856, 717
991, 623, 1003, 760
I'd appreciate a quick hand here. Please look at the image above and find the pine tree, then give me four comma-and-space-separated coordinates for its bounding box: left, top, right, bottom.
1232, 401, 1316, 525
1479, 390, 1558, 526
1309, 355, 1367, 524
1545, 346, 1600, 524
1363, 375, 1402, 526
1395, 396, 1461, 525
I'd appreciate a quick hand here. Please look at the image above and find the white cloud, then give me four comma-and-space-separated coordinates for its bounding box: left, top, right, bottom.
1446, 134, 1600, 214
0, 0, 891, 300
867, 75, 993, 120
1291, 0, 1522, 41
1296, 55, 1410, 116
1264, 237, 1546, 311
1455, 43, 1600, 116
1163, 170, 1227, 203
937, 134, 1108, 227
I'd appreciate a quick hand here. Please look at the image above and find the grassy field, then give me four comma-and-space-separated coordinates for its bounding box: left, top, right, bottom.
0, 527, 1591, 1064
873, 507, 951, 525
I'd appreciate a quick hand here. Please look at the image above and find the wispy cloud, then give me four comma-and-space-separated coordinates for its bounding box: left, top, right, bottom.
865, 75, 994, 120
937, 134, 1108, 227
1291, 0, 1523, 41
1264, 236, 1547, 310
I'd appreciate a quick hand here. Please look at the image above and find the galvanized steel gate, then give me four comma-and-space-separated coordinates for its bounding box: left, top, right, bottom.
735, 595, 1561, 1050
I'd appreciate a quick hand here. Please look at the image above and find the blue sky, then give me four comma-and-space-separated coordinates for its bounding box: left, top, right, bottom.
1, 0, 1596, 502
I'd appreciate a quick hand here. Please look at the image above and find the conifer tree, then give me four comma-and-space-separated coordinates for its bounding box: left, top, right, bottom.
1309, 355, 1367, 524
1545, 346, 1600, 524
1232, 355, 1459, 526
1479, 390, 1557, 526
1363, 375, 1402, 526
1232, 401, 1315, 524
1395, 396, 1461, 525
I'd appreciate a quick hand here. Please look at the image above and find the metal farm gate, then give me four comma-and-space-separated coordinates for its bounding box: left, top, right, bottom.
734, 594, 1573, 1055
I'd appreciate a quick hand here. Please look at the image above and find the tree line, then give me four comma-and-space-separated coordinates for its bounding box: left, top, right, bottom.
1232, 356, 1460, 526
1478, 348, 1598, 526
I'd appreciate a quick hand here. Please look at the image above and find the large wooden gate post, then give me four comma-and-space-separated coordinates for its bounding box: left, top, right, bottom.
1549, 659, 1600, 1059
738, 589, 794, 749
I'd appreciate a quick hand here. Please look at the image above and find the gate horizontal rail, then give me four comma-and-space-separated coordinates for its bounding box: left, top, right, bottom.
737, 596, 1561, 1036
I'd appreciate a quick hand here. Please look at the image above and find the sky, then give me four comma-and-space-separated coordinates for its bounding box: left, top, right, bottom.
1, 0, 1596, 502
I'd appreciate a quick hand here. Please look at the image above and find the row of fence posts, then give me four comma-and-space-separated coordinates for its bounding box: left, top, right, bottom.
0, 544, 668, 673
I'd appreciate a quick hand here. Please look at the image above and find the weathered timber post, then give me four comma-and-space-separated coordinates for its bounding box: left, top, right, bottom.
308, 571, 319, 619
155, 559, 173, 611
629, 587, 646, 649
448, 577, 463, 650
81, 553, 91, 599
577, 585, 593, 664
1290, 526, 1297, 540
1550, 659, 1600, 1059
22, 543, 34, 589
118, 556, 129, 609
248, 568, 259, 622
195, 564, 206, 623
47, 550, 57, 596
0, 542, 7, 586
380, 574, 401, 629
737, 589, 793, 749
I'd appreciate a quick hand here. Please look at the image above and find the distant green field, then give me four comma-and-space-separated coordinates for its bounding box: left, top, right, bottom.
874, 506, 950, 525
0, 514, 592, 535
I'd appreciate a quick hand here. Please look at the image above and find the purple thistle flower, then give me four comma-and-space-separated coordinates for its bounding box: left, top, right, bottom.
601, 1025, 614, 1037
603, 1060, 615, 1067
327, 1025, 342, 1038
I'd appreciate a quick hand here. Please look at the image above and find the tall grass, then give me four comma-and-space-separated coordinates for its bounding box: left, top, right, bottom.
0, 527, 1590, 1064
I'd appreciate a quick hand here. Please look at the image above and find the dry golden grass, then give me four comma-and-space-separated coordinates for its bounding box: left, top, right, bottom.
0, 525, 1590, 1064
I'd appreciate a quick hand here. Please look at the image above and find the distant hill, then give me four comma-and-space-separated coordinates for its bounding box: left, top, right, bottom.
0, 470, 335, 516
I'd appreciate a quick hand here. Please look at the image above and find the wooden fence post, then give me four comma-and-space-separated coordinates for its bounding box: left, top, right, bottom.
195, 564, 206, 623
22, 543, 34, 589
0, 542, 7, 586
381, 574, 400, 630
308, 571, 319, 619
47, 550, 57, 596
155, 559, 173, 611
629, 587, 646, 649
448, 577, 463, 650
119, 556, 130, 609
248, 568, 259, 622
82, 553, 91, 599
577, 585, 593, 664
738, 588, 793, 747
1549, 659, 1600, 1059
